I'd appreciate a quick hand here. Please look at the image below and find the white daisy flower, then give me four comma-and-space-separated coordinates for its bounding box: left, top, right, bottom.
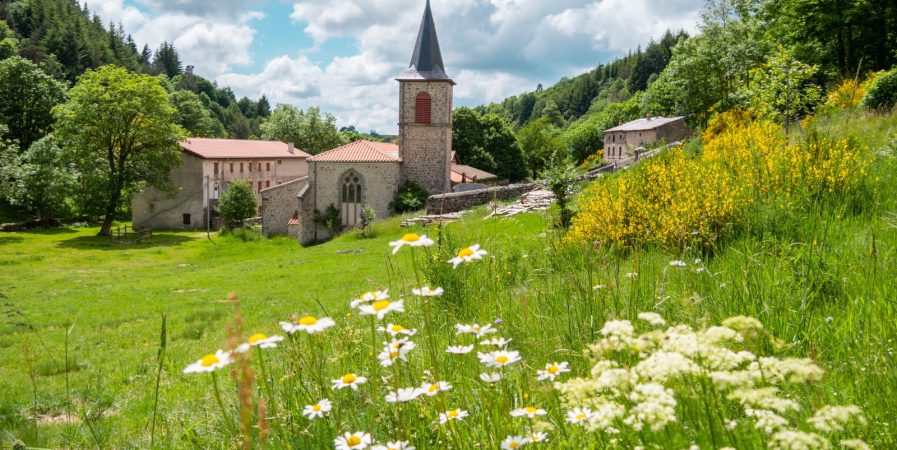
501, 435, 528, 449
625, 272, 638, 278
528, 431, 548, 443
385, 387, 423, 403
567, 408, 594, 424
332, 373, 368, 390
334, 431, 372, 450
446, 345, 474, 354
478, 350, 522, 368
359, 299, 404, 320
510, 406, 547, 419
448, 244, 488, 268
536, 361, 570, 381
438, 409, 468, 424
302, 399, 332, 420
247, 333, 284, 349
280, 316, 336, 334
480, 372, 502, 383
455, 323, 497, 338
389, 233, 434, 254
378, 323, 417, 337
411, 286, 444, 297
480, 337, 513, 347
184, 349, 232, 374
351, 290, 389, 309
669, 260, 687, 267
372, 441, 415, 450
420, 381, 452, 396
378, 338, 416, 367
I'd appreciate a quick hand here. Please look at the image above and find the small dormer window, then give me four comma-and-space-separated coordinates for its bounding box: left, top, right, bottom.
415, 92, 432, 124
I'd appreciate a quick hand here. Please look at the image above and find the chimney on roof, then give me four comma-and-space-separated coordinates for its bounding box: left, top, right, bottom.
646, 112, 652, 121
287, 142, 295, 154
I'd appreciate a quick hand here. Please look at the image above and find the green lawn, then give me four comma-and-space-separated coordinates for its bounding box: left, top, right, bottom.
0, 210, 548, 447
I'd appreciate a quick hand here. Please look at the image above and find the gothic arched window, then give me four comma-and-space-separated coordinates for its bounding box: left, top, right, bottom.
415, 92, 432, 124
341, 172, 363, 227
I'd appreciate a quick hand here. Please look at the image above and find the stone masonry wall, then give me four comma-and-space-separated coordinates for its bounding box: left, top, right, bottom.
425, 183, 536, 214
399, 81, 452, 195
260, 176, 307, 236
131, 153, 205, 229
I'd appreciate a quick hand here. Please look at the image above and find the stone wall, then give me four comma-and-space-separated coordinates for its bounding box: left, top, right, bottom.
260, 176, 307, 236
398, 81, 452, 195
425, 183, 536, 214
131, 153, 205, 229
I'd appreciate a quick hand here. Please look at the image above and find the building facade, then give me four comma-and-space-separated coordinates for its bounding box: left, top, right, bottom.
603, 116, 692, 164
132, 139, 309, 230
262, 0, 466, 244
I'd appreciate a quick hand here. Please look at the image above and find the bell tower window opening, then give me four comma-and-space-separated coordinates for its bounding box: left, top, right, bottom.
415, 92, 432, 124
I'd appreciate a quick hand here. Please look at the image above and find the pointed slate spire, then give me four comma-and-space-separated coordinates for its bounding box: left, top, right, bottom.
397, 0, 454, 83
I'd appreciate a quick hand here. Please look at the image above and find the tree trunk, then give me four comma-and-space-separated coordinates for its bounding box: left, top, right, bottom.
98, 212, 115, 236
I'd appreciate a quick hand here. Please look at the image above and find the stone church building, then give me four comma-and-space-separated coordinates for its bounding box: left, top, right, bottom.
261, 0, 457, 244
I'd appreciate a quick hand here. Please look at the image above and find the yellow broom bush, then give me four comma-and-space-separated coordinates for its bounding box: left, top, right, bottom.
569, 110, 868, 249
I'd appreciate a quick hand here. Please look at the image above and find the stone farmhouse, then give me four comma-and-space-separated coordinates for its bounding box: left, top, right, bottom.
603, 115, 692, 164
131, 139, 309, 230
261, 0, 485, 244
451, 151, 498, 187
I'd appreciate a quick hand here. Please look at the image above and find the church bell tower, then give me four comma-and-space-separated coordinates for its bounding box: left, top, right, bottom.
397, 0, 454, 195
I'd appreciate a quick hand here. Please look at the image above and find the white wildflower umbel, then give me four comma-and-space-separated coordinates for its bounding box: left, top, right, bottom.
669, 260, 687, 267
388, 233, 434, 254
448, 244, 488, 268
637, 312, 667, 327
768, 430, 829, 450
623, 383, 677, 432
807, 405, 866, 433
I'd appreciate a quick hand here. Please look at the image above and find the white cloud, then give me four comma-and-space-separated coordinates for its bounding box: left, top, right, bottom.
88, 0, 706, 133
80, 0, 145, 30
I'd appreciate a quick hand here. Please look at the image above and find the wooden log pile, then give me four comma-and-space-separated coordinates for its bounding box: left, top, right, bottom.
400, 211, 466, 227
486, 188, 555, 218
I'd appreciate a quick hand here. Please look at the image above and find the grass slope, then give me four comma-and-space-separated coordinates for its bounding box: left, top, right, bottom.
0, 112, 895, 449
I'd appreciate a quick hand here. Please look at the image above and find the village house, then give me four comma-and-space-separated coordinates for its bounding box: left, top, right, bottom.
131, 138, 309, 230
451, 151, 498, 187
603, 115, 692, 164
262, 0, 496, 243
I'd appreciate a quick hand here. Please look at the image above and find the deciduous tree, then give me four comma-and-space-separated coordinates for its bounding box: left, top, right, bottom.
54, 65, 184, 236
217, 180, 257, 228
0, 56, 67, 150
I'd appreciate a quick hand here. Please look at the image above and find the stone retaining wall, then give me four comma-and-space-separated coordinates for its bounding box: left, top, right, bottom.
425, 183, 536, 214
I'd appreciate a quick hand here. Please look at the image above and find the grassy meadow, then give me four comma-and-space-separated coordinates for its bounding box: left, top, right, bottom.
1, 112, 896, 449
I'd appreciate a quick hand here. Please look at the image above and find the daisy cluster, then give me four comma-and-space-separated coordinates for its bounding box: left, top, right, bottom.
556, 314, 869, 448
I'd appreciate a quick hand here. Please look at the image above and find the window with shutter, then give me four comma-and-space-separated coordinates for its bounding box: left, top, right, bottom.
415, 92, 432, 124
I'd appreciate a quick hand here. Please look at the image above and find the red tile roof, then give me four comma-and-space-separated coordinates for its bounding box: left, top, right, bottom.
308, 140, 401, 163
180, 138, 310, 159
451, 164, 497, 183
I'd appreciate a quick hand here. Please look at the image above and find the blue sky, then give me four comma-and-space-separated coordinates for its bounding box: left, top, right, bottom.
83, 0, 705, 134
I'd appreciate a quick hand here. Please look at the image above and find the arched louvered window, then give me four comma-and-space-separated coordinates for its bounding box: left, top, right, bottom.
415, 92, 432, 124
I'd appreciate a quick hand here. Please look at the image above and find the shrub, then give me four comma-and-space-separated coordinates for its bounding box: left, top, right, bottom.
357, 204, 376, 239
861, 67, 897, 110
313, 203, 341, 236
826, 72, 880, 110
540, 151, 578, 228
217, 180, 257, 229
569, 111, 869, 249
390, 180, 429, 213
